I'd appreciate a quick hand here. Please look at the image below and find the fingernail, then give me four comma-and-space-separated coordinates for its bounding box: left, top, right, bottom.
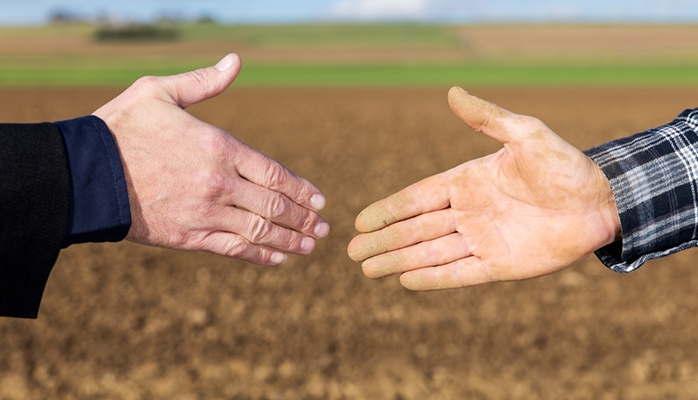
214, 55, 233, 71
314, 221, 330, 238
310, 194, 326, 211
271, 252, 287, 265
301, 237, 315, 252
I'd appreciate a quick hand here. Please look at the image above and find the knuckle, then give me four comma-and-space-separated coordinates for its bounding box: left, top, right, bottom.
173, 230, 202, 250
265, 163, 288, 191
129, 76, 161, 97
521, 115, 546, 129
298, 183, 317, 207
134, 75, 159, 87
184, 69, 210, 94
249, 216, 273, 244
225, 236, 250, 258
267, 194, 287, 219
175, 69, 214, 102
196, 169, 229, 200
188, 69, 207, 85
299, 211, 317, 234
193, 202, 220, 222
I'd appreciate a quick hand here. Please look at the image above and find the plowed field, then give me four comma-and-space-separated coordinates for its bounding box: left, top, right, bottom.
1, 86, 698, 399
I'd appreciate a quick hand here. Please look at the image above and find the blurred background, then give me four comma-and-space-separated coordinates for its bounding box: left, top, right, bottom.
1, 0, 698, 87
2, 1, 698, 399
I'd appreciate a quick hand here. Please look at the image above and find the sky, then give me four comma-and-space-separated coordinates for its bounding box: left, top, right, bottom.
2, 0, 698, 26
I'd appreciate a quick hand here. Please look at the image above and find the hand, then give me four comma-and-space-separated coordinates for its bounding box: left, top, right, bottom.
93, 54, 329, 266
348, 87, 620, 290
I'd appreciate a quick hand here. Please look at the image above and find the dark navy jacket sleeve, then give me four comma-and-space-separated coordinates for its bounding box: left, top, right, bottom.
55, 116, 131, 246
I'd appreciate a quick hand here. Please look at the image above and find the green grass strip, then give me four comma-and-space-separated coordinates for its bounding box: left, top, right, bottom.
2, 64, 698, 88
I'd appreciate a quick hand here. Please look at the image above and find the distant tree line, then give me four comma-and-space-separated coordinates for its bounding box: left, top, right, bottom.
48, 10, 89, 25
48, 10, 217, 42
93, 23, 180, 42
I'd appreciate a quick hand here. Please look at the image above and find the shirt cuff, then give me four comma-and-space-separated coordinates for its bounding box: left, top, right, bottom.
55, 116, 131, 246
584, 108, 698, 272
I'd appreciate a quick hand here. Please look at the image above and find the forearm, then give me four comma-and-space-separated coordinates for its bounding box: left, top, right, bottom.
584, 107, 698, 272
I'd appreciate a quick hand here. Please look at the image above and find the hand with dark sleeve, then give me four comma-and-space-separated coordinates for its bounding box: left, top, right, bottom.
93, 54, 329, 265
0, 54, 329, 318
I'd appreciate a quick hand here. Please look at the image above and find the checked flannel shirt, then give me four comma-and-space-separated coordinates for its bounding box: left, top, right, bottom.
584, 107, 698, 273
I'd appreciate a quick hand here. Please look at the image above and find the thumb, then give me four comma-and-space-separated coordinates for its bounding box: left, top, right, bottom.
163, 53, 242, 109
448, 86, 516, 144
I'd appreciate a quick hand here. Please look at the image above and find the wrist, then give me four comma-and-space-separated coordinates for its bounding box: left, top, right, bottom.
593, 162, 622, 248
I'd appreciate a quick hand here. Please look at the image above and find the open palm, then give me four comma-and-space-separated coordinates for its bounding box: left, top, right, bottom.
348, 87, 620, 290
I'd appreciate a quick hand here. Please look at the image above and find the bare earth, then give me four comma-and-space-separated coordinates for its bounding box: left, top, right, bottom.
1, 86, 698, 399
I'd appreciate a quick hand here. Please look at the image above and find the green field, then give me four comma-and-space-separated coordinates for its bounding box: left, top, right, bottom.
4, 64, 695, 88
1, 23, 698, 87
243, 64, 698, 87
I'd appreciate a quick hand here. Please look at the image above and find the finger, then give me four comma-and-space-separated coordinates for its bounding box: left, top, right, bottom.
161, 53, 242, 109
447, 86, 517, 144
348, 208, 456, 262
200, 232, 289, 266
354, 172, 450, 233
234, 144, 326, 212
231, 177, 330, 239
399, 257, 495, 291
223, 207, 318, 256
361, 233, 471, 279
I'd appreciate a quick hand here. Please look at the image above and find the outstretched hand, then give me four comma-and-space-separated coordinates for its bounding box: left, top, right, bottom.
94, 54, 329, 266
348, 87, 620, 290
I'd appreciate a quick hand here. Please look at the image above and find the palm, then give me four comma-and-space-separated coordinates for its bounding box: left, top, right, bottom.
445, 128, 613, 280
348, 87, 619, 290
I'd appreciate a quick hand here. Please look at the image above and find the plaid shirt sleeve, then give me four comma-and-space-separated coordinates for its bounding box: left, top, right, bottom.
583, 108, 698, 273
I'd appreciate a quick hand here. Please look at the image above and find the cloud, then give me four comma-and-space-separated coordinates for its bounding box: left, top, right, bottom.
325, 0, 698, 23
330, 0, 429, 21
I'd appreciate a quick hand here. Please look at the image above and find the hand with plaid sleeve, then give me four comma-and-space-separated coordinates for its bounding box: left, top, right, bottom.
585, 107, 698, 272
348, 86, 698, 290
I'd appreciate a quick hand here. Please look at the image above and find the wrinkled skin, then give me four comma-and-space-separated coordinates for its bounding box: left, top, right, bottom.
94, 54, 329, 266
348, 86, 620, 290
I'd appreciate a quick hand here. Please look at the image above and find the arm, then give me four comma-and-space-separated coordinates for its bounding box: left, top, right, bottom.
93, 53, 329, 265
1, 54, 330, 318
0, 123, 71, 318
585, 107, 698, 272
348, 87, 696, 290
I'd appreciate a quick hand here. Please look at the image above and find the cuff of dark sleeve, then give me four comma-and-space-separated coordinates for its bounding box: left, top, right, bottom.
55, 116, 131, 246
584, 109, 698, 273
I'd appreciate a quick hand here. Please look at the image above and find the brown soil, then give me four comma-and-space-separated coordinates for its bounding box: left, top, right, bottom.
1, 86, 698, 399
453, 25, 698, 63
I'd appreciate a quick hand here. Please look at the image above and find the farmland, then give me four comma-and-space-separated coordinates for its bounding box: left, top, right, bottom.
1, 23, 698, 86
1, 24, 698, 399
